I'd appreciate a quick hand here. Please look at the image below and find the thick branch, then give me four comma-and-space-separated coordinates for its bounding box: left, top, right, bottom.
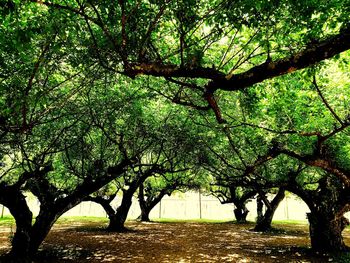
206, 26, 350, 92
33, 1, 350, 92
125, 62, 225, 79
279, 148, 350, 187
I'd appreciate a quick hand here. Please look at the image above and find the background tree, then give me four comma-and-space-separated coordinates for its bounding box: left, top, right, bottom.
211, 184, 256, 223
138, 171, 206, 222
85, 107, 205, 231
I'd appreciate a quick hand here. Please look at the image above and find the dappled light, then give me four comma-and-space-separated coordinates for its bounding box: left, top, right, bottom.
1, 0, 350, 260
2, 220, 349, 262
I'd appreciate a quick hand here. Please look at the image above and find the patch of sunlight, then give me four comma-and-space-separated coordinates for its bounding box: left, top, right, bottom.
222, 253, 241, 260
224, 232, 242, 237
237, 258, 252, 263
281, 235, 300, 239
92, 235, 112, 239
251, 249, 262, 254
93, 250, 106, 258
101, 255, 120, 262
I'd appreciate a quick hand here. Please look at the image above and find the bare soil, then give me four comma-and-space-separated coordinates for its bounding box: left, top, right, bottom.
1, 221, 350, 262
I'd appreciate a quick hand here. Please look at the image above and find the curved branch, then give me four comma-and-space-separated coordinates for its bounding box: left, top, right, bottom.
313, 75, 343, 125
206, 25, 350, 92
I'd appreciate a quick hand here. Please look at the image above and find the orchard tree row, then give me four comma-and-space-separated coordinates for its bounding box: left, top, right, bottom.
1, 0, 350, 260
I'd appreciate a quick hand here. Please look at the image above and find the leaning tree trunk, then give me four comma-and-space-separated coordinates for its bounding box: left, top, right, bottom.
27, 208, 61, 256
8, 203, 33, 259
138, 184, 151, 222
307, 212, 349, 252
107, 191, 133, 232
1, 189, 33, 260
138, 196, 165, 222
254, 189, 285, 232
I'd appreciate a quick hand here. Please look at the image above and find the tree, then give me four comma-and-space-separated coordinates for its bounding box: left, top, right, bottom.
0, 109, 138, 259
211, 185, 256, 223
2, 0, 350, 257
84, 102, 205, 230
138, 171, 204, 222
27, 0, 350, 124
0, 4, 111, 258
254, 187, 285, 231
281, 167, 350, 252
0, 45, 162, 259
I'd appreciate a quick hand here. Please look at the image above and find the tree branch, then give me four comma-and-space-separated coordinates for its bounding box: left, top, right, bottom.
206, 25, 350, 92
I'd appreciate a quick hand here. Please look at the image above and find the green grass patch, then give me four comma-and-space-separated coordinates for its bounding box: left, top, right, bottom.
272, 219, 308, 225
152, 218, 235, 224
0, 216, 109, 227
0, 216, 15, 227
56, 216, 109, 225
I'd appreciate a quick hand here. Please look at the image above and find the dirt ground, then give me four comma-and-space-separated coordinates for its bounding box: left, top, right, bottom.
1, 221, 349, 262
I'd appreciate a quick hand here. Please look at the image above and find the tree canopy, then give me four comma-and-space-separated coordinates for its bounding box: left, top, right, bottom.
1, 0, 350, 259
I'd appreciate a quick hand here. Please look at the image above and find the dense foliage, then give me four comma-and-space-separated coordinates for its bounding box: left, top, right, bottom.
1, 0, 350, 259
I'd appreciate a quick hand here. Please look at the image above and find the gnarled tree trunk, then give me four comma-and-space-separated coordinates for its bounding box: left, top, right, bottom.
107, 190, 134, 232
7, 201, 33, 259
307, 212, 349, 252
138, 184, 167, 222
254, 188, 285, 232
0, 186, 33, 260
233, 204, 249, 223
286, 174, 350, 252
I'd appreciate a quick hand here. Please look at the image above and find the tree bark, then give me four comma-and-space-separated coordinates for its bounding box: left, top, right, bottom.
107, 191, 133, 232
256, 195, 264, 224
137, 184, 150, 222
139, 208, 151, 222
254, 188, 285, 232
27, 208, 60, 255
307, 212, 349, 252
233, 204, 249, 223
0, 187, 33, 260
8, 204, 33, 259
138, 184, 167, 222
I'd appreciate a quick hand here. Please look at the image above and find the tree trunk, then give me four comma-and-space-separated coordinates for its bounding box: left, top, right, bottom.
138, 185, 167, 222
256, 195, 264, 223
107, 214, 128, 232
233, 204, 249, 223
138, 184, 150, 222
8, 209, 33, 259
139, 207, 151, 222
254, 208, 275, 231
254, 189, 285, 232
307, 212, 349, 252
4, 191, 33, 260
27, 209, 59, 255
107, 192, 133, 232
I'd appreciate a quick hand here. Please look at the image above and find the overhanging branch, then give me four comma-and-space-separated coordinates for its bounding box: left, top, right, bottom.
206, 25, 350, 92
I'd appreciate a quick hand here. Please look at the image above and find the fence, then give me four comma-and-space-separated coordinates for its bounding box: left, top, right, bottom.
0, 191, 313, 221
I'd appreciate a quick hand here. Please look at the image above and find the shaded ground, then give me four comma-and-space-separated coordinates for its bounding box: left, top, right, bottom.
1, 219, 350, 262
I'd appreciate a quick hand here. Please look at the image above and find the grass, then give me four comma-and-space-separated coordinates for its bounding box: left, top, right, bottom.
272, 219, 308, 225
56, 216, 108, 224
0, 216, 311, 226
0, 216, 109, 227
152, 218, 235, 224
0, 216, 15, 227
